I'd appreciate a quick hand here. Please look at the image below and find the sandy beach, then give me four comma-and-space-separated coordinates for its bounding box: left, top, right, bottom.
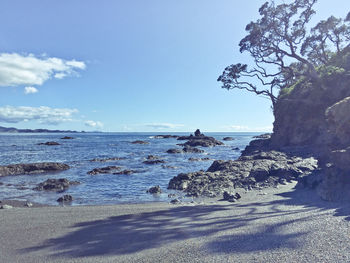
1, 182, 350, 263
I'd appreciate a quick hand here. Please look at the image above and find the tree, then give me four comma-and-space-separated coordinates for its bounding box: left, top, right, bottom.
218, 0, 350, 109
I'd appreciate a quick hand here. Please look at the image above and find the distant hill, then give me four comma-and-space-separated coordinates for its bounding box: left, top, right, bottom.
0, 125, 82, 133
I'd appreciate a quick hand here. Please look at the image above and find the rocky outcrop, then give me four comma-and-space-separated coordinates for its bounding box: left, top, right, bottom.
87, 166, 122, 175
168, 150, 317, 197
34, 178, 80, 191
183, 146, 204, 153
61, 136, 74, 140
223, 137, 234, 141
177, 129, 224, 147
0, 162, 70, 177
166, 146, 204, 154
325, 97, 350, 148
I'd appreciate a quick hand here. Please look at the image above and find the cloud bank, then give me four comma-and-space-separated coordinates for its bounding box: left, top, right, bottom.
85, 120, 103, 128
145, 123, 184, 129
0, 53, 86, 87
24, 86, 38, 94
0, 106, 78, 125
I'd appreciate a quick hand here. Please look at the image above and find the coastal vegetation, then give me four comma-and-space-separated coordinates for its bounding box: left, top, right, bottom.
218, 0, 350, 110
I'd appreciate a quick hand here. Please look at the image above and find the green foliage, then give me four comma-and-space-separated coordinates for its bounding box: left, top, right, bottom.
278, 78, 305, 98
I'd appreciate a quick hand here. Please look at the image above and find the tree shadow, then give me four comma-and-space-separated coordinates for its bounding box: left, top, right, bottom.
21, 199, 316, 259
21, 186, 350, 259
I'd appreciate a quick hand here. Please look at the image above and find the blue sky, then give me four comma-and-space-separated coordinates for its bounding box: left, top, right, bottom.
0, 0, 348, 132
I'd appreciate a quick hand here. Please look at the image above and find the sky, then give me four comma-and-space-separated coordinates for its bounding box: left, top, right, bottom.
0, 0, 349, 132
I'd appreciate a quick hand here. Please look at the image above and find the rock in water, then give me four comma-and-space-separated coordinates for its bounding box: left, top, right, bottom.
0, 162, 70, 177
87, 166, 122, 175
131, 140, 149, 145
57, 195, 73, 202
143, 160, 166, 165
34, 178, 80, 191
37, 141, 60, 146
147, 185, 162, 194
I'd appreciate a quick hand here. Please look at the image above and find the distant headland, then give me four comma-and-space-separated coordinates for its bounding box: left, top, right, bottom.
0, 125, 84, 133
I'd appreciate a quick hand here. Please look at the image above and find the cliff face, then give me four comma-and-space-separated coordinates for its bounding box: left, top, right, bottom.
271, 72, 350, 149
270, 49, 350, 201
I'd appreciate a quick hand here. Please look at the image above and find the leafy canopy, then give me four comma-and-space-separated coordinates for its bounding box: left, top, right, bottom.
218, 0, 350, 109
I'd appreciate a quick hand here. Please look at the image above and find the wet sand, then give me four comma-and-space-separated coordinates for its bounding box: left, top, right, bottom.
1, 182, 350, 263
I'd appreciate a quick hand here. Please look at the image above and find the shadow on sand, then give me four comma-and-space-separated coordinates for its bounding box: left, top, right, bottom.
22, 186, 350, 258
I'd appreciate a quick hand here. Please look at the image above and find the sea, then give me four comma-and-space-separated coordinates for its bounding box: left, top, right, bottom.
0, 132, 259, 205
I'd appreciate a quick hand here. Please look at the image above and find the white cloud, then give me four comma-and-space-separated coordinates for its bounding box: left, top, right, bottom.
24, 86, 38, 94
0, 106, 78, 125
85, 120, 103, 128
145, 123, 185, 129
0, 53, 86, 87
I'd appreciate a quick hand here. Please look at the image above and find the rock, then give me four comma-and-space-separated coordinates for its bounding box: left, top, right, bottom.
166, 148, 183, 154
90, 157, 126, 162
25, 202, 33, 207
87, 166, 122, 175
147, 185, 162, 194
183, 146, 205, 153
329, 147, 350, 170
194, 129, 202, 137
131, 140, 149, 145
0, 204, 13, 209
60, 136, 74, 139
143, 159, 166, 165
168, 150, 318, 197
34, 178, 80, 191
317, 166, 350, 201
170, 199, 180, 204
223, 137, 234, 141
146, 155, 160, 160
177, 130, 224, 147
37, 141, 60, 146
0, 162, 70, 177
188, 157, 211, 162
113, 169, 138, 175
232, 147, 240, 151
184, 138, 223, 148
223, 191, 241, 202
325, 96, 350, 147
57, 195, 73, 202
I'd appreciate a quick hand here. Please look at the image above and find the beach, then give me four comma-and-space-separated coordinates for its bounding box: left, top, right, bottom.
1, 182, 350, 263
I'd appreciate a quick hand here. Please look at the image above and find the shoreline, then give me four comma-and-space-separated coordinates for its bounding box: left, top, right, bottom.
1, 182, 350, 262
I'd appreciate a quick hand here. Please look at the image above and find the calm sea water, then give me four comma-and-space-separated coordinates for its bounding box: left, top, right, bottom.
0, 132, 258, 205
